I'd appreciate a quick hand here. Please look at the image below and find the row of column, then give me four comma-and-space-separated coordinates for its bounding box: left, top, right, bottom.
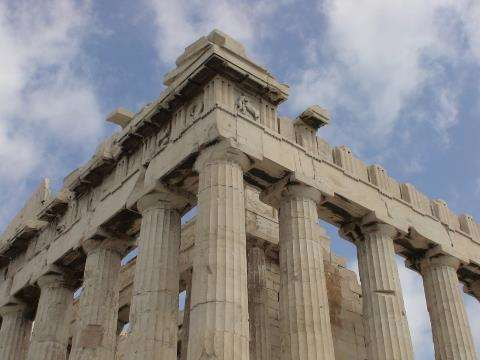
0, 142, 478, 360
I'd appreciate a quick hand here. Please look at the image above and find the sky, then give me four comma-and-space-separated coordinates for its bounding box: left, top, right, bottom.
0, 0, 479, 357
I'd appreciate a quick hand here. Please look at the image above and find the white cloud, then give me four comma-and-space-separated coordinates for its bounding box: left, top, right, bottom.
145, 0, 287, 65
0, 0, 104, 228
290, 0, 479, 150
459, 0, 480, 62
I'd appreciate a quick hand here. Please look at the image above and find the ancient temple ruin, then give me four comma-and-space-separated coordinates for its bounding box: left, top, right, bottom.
0, 30, 478, 360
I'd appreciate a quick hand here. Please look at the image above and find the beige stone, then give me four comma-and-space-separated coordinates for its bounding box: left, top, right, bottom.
276, 184, 335, 360
420, 253, 477, 359
127, 191, 184, 359
355, 223, 414, 360
27, 274, 72, 360
187, 143, 250, 360
69, 238, 127, 360
0, 303, 31, 360
247, 245, 271, 360
180, 270, 193, 360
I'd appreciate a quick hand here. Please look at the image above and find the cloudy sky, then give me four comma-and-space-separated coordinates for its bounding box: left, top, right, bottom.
1, 0, 479, 357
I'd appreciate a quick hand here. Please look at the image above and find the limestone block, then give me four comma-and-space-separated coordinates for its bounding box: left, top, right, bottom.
258, 98, 278, 131
400, 183, 432, 215
431, 199, 461, 230
106, 108, 134, 129
316, 136, 334, 162
278, 117, 295, 142
333, 146, 369, 181
459, 214, 480, 243
245, 186, 277, 221
294, 120, 318, 153
11, 250, 47, 295
367, 165, 401, 198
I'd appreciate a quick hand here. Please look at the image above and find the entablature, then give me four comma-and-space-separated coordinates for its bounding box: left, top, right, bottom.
1, 29, 479, 302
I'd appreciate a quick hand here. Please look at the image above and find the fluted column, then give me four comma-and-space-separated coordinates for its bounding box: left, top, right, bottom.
180, 270, 192, 360
0, 303, 31, 360
420, 254, 477, 359
278, 184, 335, 360
187, 144, 250, 360
356, 223, 414, 360
27, 274, 73, 360
128, 191, 184, 359
70, 238, 127, 360
247, 245, 271, 360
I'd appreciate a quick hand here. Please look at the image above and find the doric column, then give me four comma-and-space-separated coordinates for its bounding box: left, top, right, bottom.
70, 237, 128, 360
187, 143, 250, 360
27, 274, 73, 360
180, 270, 192, 360
419, 253, 477, 359
355, 222, 414, 360
277, 184, 335, 360
128, 190, 185, 360
0, 303, 31, 360
247, 245, 271, 360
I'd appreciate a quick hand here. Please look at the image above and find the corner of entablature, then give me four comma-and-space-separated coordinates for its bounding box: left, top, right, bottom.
405, 226, 431, 251
415, 245, 469, 273
32, 264, 78, 291
0, 278, 15, 309
81, 226, 133, 257
136, 182, 193, 214
0, 298, 29, 317
260, 172, 334, 209
126, 166, 194, 215
338, 221, 364, 245
355, 212, 398, 238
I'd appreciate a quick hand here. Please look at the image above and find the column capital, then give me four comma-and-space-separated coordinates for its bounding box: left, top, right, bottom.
82, 226, 133, 255
0, 302, 27, 317
137, 190, 188, 213
37, 273, 74, 291
194, 141, 251, 172
360, 222, 397, 238
81, 237, 131, 256
339, 218, 398, 244
418, 251, 461, 273
260, 173, 333, 208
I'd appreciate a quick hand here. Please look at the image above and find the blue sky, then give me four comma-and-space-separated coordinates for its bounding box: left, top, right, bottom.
0, 0, 479, 358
